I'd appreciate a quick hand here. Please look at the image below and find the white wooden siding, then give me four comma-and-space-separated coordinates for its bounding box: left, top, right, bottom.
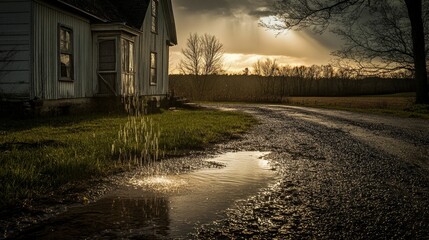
33, 2, 93, 100
0, 0, 31, 100
137, 1, 170, 97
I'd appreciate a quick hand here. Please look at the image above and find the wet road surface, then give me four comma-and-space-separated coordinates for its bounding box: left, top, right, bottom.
5, 104, 429, 239
197, 104, 429, 239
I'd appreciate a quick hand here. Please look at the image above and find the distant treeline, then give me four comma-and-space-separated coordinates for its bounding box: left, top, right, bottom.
169, 75, 415, 102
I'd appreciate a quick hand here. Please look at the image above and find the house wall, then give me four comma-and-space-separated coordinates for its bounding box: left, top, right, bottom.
33, 1, 93, 100
0, 0, 32, 100
137, 0, 170, 97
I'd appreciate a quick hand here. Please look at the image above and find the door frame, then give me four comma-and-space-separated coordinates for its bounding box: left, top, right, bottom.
94, 36, 118, 96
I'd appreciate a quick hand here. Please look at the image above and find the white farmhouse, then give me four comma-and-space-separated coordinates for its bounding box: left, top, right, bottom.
0, 0, 177, 113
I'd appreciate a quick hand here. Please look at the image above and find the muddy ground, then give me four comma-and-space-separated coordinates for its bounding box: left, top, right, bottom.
195, 104, 429, 239
3, 104, 429, 239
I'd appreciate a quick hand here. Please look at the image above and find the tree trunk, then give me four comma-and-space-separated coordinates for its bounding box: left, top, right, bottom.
405, 0, 429, 104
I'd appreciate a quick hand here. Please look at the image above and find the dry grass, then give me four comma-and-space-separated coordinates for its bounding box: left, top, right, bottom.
283, 94, 429, 119
284, 96, 415, 109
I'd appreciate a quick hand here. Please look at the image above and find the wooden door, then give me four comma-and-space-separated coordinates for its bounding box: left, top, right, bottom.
97, 40, 117, 95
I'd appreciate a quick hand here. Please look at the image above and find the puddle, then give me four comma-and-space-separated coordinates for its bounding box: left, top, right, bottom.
16, 152, 277, 239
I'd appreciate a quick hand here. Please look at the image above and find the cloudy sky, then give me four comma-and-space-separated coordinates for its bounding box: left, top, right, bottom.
170, 0, 342, 74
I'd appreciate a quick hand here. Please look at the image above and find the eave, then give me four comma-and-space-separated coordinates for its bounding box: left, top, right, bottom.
91, 23, 143, 36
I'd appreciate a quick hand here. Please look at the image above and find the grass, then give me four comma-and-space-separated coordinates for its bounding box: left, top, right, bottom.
0, 109, 256, 208
199, 92, 429, 119
282, 93, 429, 119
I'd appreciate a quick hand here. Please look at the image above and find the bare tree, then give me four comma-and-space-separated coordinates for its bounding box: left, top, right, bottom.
178, 33, 224, 99
252, 60, 262, 76
253, 58, 279, 76
201, 34, 224, 75
178, 33, 224, 75
265, 0, 429, 104
178, 33, 202, 75
278, 65, 293, 77
320, 64, 335, 79
253, 58, 281, 101
292, 65, 307, 78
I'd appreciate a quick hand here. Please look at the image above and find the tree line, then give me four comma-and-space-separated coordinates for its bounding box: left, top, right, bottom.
249, 58, 413, 79
263, 0, 428, 103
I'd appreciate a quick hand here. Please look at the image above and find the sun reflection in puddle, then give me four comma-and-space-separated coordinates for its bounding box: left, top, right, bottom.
129, 176, 187, 192
15, 152, 278, 239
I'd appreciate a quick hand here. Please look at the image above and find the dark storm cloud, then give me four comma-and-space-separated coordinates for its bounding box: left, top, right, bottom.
174, 0, 231, 15
248, 9, 276, 18
174, 0, 276, 18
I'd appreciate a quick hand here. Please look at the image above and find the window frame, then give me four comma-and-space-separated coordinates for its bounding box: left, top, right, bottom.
58, 24, 74, 82
150, 52, 157, 86
151, 0, 158, 34
121, 38, 135, 74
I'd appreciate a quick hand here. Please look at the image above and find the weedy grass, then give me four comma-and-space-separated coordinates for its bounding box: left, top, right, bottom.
0, 109, 255, 208
283, 93, 429, 119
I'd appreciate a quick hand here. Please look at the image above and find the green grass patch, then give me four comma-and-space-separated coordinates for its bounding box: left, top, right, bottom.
0, 109, 255, 208
283, 94, 429, 119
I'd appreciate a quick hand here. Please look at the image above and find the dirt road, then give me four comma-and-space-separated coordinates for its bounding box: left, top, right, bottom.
197, 104, 429, 239
5, 104, 429, 239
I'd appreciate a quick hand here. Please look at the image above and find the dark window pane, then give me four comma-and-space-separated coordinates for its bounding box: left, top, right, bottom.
152, 0, 157, 16
152, 16, 157, 33
60, 54, 72, 78
122, 40, 128, 72
60, 40, 66, 52
151, 0, 157, 33
129, 42, 134, 72
65, 31, 71, 43
121, 39, 135, 73
151, 68, 157, 84
150, 52, 157, 84
99, 40, 116, 71
60, 28, 72, 52
59, 26, 74, 80
151, 53, 156, 67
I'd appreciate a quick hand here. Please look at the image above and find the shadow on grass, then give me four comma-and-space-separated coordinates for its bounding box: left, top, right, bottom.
0, 113, 127, 133
0, 140, 68, 151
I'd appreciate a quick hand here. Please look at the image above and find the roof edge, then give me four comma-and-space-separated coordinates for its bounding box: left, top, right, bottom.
162, 0, 177, 45
56, 0, 109, 23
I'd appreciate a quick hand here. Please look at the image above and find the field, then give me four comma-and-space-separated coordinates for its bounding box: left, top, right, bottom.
0, 109, 256, 208
169, 75, 429, 119
283, 93, 429, 119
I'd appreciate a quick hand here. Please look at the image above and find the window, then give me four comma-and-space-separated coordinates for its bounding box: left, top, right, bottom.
150, 52, 157, 85
59, 26, 74, 81
151, 0, 158, 34
121, 39, 134, 74
122, 39, 135, 95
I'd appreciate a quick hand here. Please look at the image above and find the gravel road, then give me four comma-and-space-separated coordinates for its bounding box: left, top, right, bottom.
196, 104, 429, 239
3, 104, 428, 239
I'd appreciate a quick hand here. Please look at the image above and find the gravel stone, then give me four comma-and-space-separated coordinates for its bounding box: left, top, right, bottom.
195, 104, 429, 239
